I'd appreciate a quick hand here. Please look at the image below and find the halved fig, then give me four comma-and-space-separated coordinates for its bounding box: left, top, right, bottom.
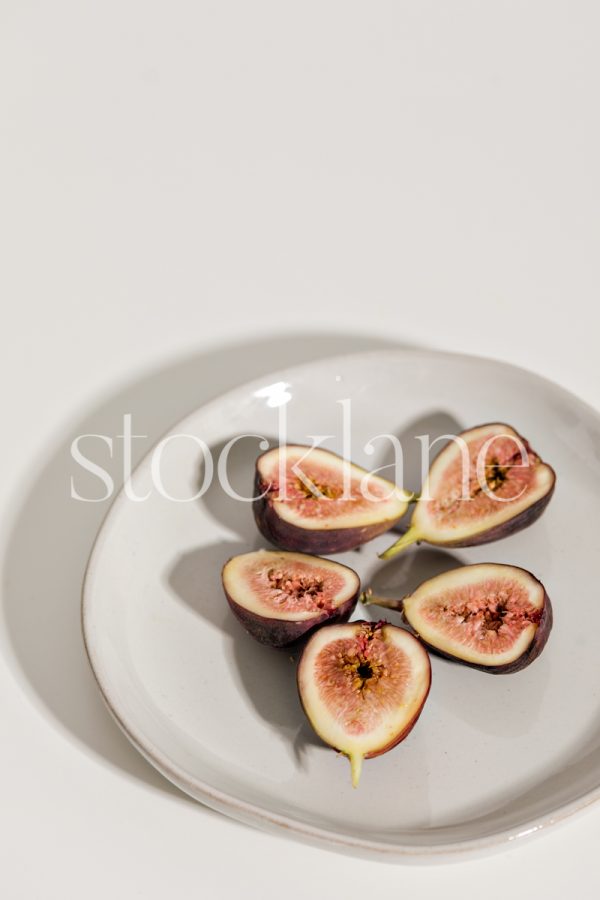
297, 621, 431, 786
254, 445, 411, 554
363, 563, 552, 673
222, 549, 360, 648
380, 423, 555, 559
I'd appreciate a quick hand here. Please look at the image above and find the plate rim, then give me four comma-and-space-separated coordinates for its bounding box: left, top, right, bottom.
81, 346, 600, 861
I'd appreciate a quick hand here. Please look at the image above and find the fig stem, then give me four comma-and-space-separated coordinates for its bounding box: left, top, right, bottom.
361, 589, 403, 612
378, 527, 420, 560
349, 752, 363, 788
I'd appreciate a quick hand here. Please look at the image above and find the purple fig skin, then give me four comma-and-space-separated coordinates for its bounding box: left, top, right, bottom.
412, 590, 553, 674
381, 425, 556, 559
223, 581, 359, 649
253, 471, 402, 554
363, 566, 553, 674
427, 479, 556, 549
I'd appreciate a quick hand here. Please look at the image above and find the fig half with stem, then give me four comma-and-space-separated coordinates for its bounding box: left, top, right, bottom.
363, 563, 552, 673
380, 423, 556, 559
297, 620, 431, 786
254, 444, 411, 554
222, 550, 360, 648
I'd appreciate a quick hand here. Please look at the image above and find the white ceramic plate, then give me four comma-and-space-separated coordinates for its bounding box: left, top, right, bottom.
82, 349, 600, 862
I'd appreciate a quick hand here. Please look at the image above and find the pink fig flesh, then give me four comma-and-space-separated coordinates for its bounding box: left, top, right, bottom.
365, 563, 552, 673
297, 621, 431, 786
222, 550, 360, 648
380, 423, 556, 559
254, 445, 411, 554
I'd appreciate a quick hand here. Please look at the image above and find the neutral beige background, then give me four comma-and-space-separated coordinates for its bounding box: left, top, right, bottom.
1, 2, 598, 897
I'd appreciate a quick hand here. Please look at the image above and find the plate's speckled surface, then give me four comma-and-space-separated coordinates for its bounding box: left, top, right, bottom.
83, 349, 600, 861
